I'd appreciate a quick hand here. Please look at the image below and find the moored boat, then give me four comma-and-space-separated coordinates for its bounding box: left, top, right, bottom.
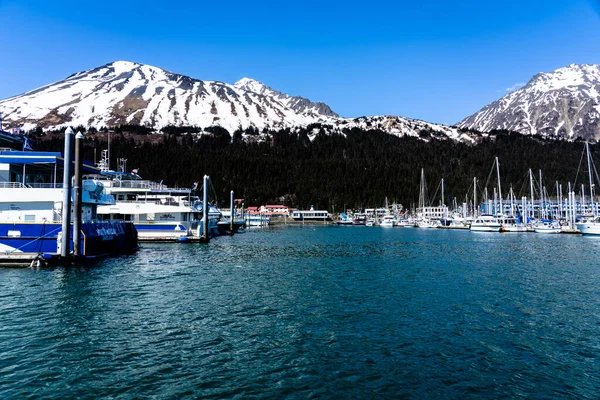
0, 130, 137, 259
575, 216, 600, 235
470, 215, 502, 232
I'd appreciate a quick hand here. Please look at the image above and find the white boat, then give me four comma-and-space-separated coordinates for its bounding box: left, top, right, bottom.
380, 215, 396, 228
291, 207, 332, 222
396, 218, 417, 228
502, 223, 529, 232
336, 213, 354, 225
365, 217, 377, 227
470, 215, 502, 232
93, 156, 220, 240
533, 221, 562, 234
576, 216, 600, 235
417, 219, 437, 228
499, 215, 529, 232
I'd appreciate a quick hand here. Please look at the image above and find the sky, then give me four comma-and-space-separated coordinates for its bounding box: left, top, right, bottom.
1, 0, 600, 125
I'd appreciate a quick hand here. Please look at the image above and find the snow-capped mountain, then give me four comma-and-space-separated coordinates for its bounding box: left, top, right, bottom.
458, 64, 600, 140
0, 61, 338, 133
0, 60, 474, 142
234, 77, 338, 118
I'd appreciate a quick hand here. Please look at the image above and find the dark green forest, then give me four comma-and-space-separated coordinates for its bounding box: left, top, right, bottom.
31, 125, 597, 211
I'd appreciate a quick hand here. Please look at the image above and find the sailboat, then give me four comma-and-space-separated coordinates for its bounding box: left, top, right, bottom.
470, 157, 503, 232
416, 169, 438, 228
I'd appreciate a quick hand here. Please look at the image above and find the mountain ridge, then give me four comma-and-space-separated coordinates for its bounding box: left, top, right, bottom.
458, 64, 600, 140
0, 60, 474, 143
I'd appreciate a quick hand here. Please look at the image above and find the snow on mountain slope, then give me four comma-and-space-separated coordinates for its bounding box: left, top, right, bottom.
0, 60, 474, 142
458, 64, 600, 140
0, 61, 338, 133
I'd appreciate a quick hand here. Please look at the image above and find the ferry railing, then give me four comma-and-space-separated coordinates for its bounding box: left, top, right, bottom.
0, 182, 65, 189
110, 180, 165, 190
0, 182, 28, 188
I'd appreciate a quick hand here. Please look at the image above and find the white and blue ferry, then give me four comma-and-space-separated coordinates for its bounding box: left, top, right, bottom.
0, 130, 138, 258
91, 158, 222, 241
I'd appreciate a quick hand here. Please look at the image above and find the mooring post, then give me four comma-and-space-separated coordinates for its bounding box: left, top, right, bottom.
60, 127, 74, 257
73, 131, 84, 256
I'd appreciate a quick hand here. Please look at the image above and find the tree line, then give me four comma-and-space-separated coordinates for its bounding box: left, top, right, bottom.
31, 125, 596, 211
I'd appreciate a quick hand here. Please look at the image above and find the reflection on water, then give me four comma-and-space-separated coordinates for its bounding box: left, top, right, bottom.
1, 226, 599, 398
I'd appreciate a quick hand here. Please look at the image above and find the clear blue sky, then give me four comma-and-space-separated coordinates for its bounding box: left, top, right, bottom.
2, 0, 600, 125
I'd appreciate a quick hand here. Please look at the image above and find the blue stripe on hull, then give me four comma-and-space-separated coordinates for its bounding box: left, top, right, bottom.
0, 221, 138, 256
134, 223, 187, 231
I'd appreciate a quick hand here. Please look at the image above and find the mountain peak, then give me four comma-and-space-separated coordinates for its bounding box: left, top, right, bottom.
107, 60, 142, 73
234, 77, 270, 94
0, 61, 340, 133
458, 63, 600, 140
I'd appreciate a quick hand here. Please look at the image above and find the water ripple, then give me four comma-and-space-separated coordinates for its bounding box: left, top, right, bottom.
1, 226, 600, 398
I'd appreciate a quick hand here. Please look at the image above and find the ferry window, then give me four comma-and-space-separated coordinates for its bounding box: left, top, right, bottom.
24, 214, 36, 221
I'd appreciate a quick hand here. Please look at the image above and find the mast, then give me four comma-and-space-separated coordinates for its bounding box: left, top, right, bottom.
441, 178, 444, 207
496, 157, 503, 216
539, 170, 544, 220
107, 130, 111, 172
556, 181, 560, 219
529, 169, 534, 220
582, 184, 586, 215
419, 169, 426, 211
586, 142, 595, 216
473, 177, 477, 218
509, 186, 515, 217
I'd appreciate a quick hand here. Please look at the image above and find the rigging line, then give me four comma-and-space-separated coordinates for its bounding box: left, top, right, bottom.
573, 145, 586, 187
431, 179, 442, 206
589, 147, 600, 189
12, 226, 62, 254
515, 169, 530, 199
484, 159, 496, 192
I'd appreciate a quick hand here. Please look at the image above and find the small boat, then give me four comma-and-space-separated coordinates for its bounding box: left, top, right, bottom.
397, 218, 417, 228
533, 221, 562, 234
575, 216, 600, 235
352, 213, 367, 225
417, 219, 437, 228
380, 215, 396, 228
336, 213, 354, 225
502, 223, 529, 232
470, 215, 502, 232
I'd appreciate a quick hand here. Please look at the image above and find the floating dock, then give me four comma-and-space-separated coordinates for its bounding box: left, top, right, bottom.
0, 252, 56, 268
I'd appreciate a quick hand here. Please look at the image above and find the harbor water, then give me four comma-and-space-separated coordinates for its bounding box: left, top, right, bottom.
1, 226, 600, 398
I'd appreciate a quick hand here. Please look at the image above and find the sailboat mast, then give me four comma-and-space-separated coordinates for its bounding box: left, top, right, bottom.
473, 177, 477, 218
586, 142, 595, 216
529, 169, 534, 220
496, 157, 503, 216
419, 168, 425, 210
441, 178, 444, 207
539, 170, 544, 220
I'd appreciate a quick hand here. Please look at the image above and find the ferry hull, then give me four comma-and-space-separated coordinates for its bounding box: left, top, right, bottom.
0, 221, 137, 256
134, 223, 189, 241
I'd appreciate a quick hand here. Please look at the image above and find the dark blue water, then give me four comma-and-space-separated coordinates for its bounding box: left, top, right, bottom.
2, 226, 600, 398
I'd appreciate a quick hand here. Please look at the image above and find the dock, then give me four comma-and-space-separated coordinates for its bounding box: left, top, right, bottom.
0, 252, 56, 268
137, 236, 210, 243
